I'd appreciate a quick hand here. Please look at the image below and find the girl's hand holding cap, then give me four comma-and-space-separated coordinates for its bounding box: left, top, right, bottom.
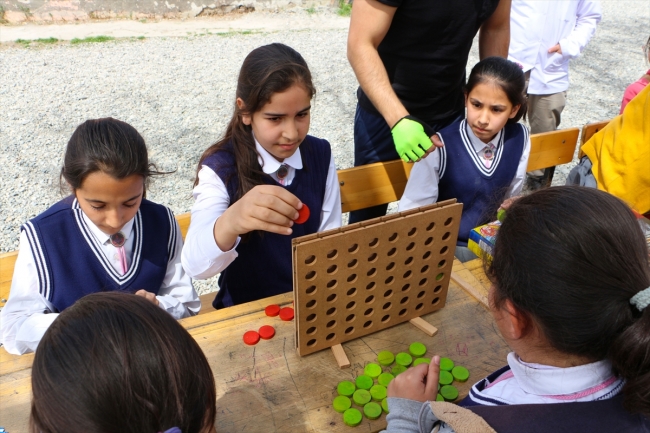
134, 289, 159, 306
387, 355, 440, 402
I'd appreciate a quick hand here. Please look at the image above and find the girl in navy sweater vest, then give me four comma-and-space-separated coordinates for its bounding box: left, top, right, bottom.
0, 118, 199, 355
181, 43, 341, 308
383, 187, 650, 432
399, 57, 530, 262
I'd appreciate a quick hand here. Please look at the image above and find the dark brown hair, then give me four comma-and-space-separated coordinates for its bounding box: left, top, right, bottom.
487, 186, 650, 417
61, 117, 168, 194
30, 292, 216, 433
465, 57, 528, 123
195, 43, 315, 201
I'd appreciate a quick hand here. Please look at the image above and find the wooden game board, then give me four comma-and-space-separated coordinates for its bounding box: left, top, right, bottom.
292, 200, 462, 356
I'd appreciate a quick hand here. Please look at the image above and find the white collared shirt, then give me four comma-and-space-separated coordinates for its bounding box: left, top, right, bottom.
508, 0, 602, 95
181, 139, 342, 280
398, 122, 530, 212
1, 210, 200, 355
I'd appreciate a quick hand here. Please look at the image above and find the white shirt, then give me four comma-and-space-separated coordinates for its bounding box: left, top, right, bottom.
1, 210, 200, 355
181, 139, 342, 280
398, 122, 530, 212
509, 0, 602, 94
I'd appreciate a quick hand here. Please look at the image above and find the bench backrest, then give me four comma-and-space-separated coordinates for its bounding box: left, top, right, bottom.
578, 119, 611, 159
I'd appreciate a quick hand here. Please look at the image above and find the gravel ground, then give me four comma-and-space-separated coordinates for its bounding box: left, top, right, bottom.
1, 2, 648, 294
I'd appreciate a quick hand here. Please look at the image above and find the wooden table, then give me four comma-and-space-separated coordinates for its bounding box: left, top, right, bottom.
0, 260, 503, 433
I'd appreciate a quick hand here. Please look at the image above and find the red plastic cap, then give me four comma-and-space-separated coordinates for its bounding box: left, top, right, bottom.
295, 204, 310, 224
265, 304, 281, 317
279, 307, 295, 321
243, 330, 260, 345
259, 325, 276, 340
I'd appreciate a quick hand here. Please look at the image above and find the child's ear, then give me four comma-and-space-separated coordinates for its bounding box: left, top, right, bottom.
500, 299, 529, 340
236, 98, 251, 125
509, 104, 521, 119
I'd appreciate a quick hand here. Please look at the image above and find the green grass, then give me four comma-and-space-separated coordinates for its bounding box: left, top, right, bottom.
137, 36, 145, 40
306, 6, 316, 14
70, 35, 114, 44
15, 39, 31, 47
35, 37, 59, 44
337, 0, 352, 16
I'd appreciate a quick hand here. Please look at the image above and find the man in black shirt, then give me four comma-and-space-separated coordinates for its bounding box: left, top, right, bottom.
347, 0, 511, 223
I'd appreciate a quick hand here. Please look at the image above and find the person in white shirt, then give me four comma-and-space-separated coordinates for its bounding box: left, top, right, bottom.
181, 43, 342, 309
508, 0, 602, 188
0, 118, 200, 355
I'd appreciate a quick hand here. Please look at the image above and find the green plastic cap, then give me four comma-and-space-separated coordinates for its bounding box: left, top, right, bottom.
363, 402, 382, 420
355, 375, 373, 390
370, 384, 387, 401
439, 370, 453, 385
381, 397, 389, 413
353, 389, 371, 406
377, 350, 395, 366
439, 357, 454, 371
409, 342, 427, 357
377, 372, 394, 387
392, 365, 407, 375
413, 357, 431, 367
333, 395, 352, 413
440, 385, 459, 401
436, 393, 444, 401
337, 380, 356, 397
452, 365, 470, 382
343, 408, 363, 426
395, 352, 413, 367
364, 363, 382, 378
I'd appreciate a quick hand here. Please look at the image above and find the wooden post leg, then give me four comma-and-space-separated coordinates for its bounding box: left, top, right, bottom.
450, 271, 489, 308
409, 317, 438, 336
331, 344, 351, 369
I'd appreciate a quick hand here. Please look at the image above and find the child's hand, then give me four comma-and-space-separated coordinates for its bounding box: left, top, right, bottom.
135, 290, 160, 306
214, 185, 301, 250
387, 355, 440, 402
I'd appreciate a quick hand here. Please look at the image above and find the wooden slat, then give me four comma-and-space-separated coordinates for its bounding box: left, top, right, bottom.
526, 128, 580, 173
578, 119, 611, 159
176, 211, 191, 240
408, 317, 439, 336
0, 251, 18, 308
330, 344, 351, 369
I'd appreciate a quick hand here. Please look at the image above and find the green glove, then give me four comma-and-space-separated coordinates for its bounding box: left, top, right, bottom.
391, 116, 435, 163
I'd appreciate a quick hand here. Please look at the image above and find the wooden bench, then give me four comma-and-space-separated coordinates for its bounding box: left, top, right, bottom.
0, 127, 580, 310
578, 119, 611, 159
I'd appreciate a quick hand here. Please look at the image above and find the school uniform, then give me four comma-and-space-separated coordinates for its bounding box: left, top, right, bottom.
181, 135, 342, 308
0, 198, 200, 355
398, 119, 530, 246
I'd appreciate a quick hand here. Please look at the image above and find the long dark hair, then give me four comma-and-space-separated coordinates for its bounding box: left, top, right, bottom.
30, 292, 217, 433
61, 117, 168, 194
465, 57, 527, 123
195, 43, 315, 201
487, 186, 650, 417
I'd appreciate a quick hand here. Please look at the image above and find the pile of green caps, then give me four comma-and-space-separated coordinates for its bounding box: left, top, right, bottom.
435, 357, 470, 402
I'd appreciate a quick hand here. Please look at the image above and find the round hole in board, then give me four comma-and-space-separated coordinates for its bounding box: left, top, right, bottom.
327, 307, 337, 315
419, 278, 428, 287
385, 276, 394, 285
436, 273, 444, 281
347, 287, 357, 297
346, 301, 356, 310
347, 274, 358, 283
348, 244, 359, 254
345, 326, 354, 335
363, 320, 373, 328
415, 303, 424, 311
346, 314, 356, 322
306, 313, 317, 322
327, 249, 338, 259
327, 280, 338, 289
364, 308, 374, 316
387, 248, 397, 257
417, 291, 426, 299
327, 264, 338, 274
381, 314, 390, 323
402, 283, 411, 292
306, 327, 316, 335
307, 339, 317, 347
306, 299, 317, 309
408, 227, 417, 237
406, 242, 415, 251
366, 281, 376, 291
327, 294, 337, 303
438, 260, 446, 269
386, 262, 395, 271
384, 289, 393, 298
433, 285, 442, 294
405, 256, 413, 266
424, 237, 433, 246
368, 252, 378, 262
305, 255, 316, 265
388, 232, 398, 242
367, 268, 377, 277
442, 232, 451, 241
306, 285, 316, 295
440, 245, 449, 255
400, 296, 409, 305
421, 265, 430, 274
403, 270, 412, 279
398, 308, 407, 316
326, 333, 336, 341
365, 295, 375, 304
422, 251, 431, 260
327, 320, 336, 328
444, 217, 453, 226
383, 302, 392, 310
348, 258, 358, 269
426, 222, 435, 231
369, 238, 379, 248
305, 270, 316, 280
432, 297, 440, 306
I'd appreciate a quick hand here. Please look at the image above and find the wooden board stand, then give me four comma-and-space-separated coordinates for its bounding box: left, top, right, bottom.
292, 200, 462, 363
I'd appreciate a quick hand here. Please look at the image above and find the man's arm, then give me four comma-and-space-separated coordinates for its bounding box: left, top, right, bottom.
347, 0, 405, 128
478, 0, 511, 59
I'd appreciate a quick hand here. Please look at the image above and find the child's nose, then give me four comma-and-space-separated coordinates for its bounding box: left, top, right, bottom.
106, 209, 124, 229
283, 120, 299, 141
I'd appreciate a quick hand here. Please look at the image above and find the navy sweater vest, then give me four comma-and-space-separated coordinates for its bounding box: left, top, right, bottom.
202, 135, 331, 308
437, 120, 526, 246
22, 197, 176, 312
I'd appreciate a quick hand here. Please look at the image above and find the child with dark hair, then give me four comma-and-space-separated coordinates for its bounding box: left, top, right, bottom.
30, 291, 216, 433
398, 57, 529, 262
182, 43, 341, 308
383, 186, 650, 432
0, 118, 199, 355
